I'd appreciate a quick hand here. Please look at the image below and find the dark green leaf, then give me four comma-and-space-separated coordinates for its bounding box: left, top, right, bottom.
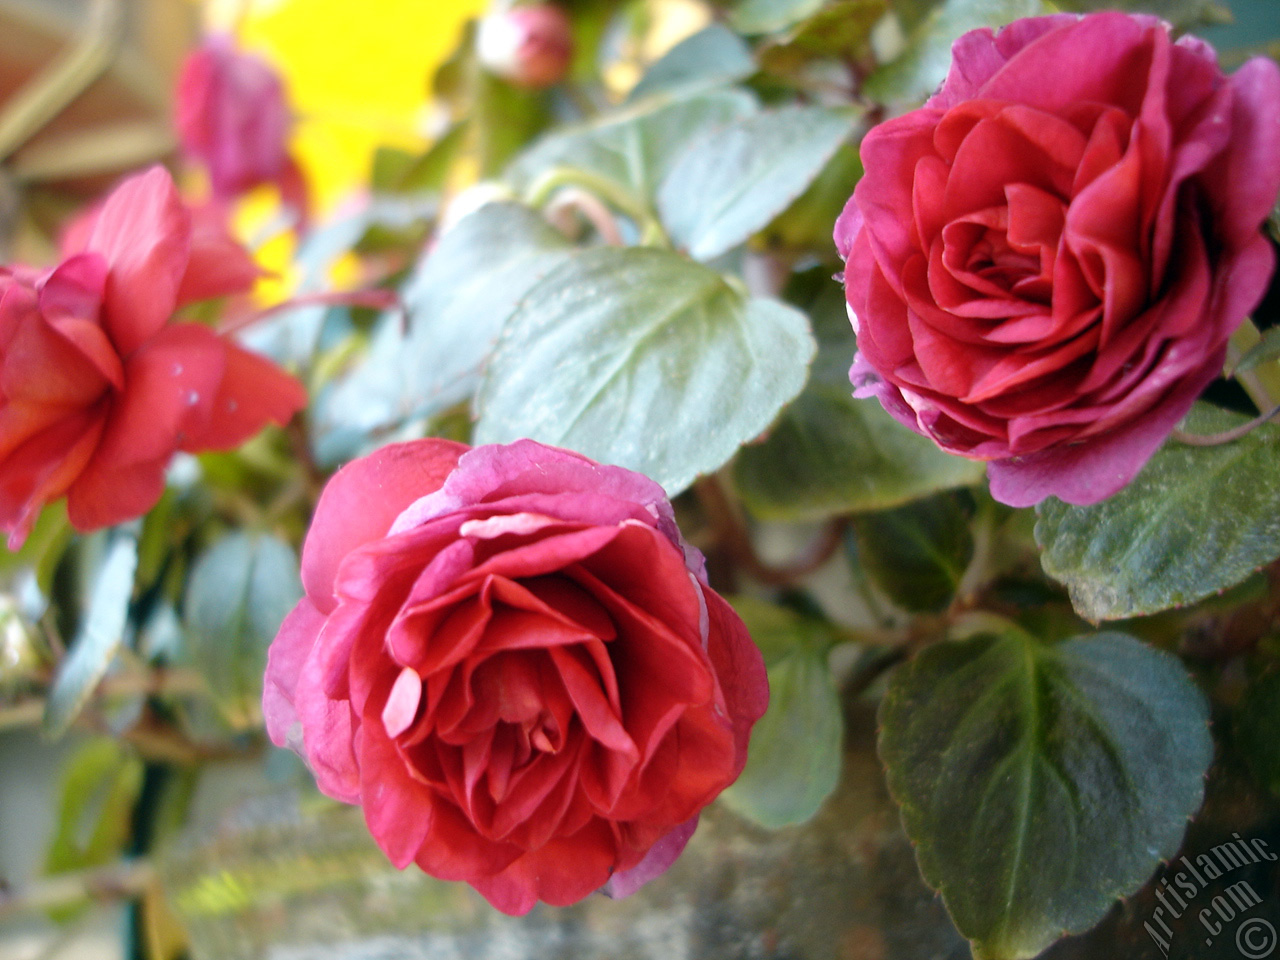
1036, 406, 1280, 621
732, 0, 827, 34
43, 529, 139, 738
656, 105, 858, 261
184, 533, 302, 730
476, 247, 814, 495
865, 0, 1047, 104
851, 494, 974, 612
505, 89, 758, 204
734, 383, 984, 520
720, 596, 844, 827
44, 738, 144, 895
879, 628, 1211, 959
1234, 668, 1280, 798
628, 25, 755, 102
320, 202, 573, 439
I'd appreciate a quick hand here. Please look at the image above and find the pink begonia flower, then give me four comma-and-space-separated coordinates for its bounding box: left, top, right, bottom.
0, 166, 307, 546
176, 34, 308, 220
476, 4, 574, 90
836, 12, 1280, 506
264, 437, 768, 915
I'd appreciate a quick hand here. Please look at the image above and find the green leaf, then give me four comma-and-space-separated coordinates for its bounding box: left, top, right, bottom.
761, 142, 862, 253
1232, 326, 1280, 375
371, 121, 467, 195
758, 0, 887, 73
850, 493, 974, 613
734, 277, 982, 519
1036, 405, 1280, 621
44, 738, 144, 900
320, 202, 573, 438
476, 247, 815, 495
879, 628, 1211, 960
732, 0, 827, 34
734, 383, 984, 520
628, 24, 756, 102
865, 0, 1047, 104
506, 88, 759, 205
475, 73, 552, 177
719, 596, 844, 828
1234, 668, 1280, 798
184, 532, 302, 730
43, 529, 139, 738
656, 105, 858, 261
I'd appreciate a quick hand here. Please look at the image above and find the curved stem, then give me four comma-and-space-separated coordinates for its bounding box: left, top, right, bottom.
523, 166, 670, 245
1171, 404, 1280, 447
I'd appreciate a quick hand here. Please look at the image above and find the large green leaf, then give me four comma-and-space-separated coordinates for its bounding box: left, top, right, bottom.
850, 493, 974, 613
44, 529, 139, 738
627, 24, 756, 102
720, 596, 844, 828
184, 532, 302, 729
1036, 406, 1280, 621
879, 628, 1211, 959
656, 105, 858, 261
734, 279, 982, 519
734, 383, 984, 519
475, 247, 814, 495
865, 0, 1047, 104
505, 88, 758, 204
320, 202, 573, 439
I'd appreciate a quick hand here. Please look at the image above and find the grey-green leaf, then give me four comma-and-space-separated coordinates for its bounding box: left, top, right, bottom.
43, 530, 139, 738
865, 0, 1048, 104
321, 202, 573, 439
879, 629, 1211, 959
732, 0, 827, 34
657, 105, 858, 261
734, 384, 984, 520
1035, 405, 1280, 621
720, 596, 843, 828
506, 88, 758, 203
184, 533, 302, 730
628, 24, 756, 102
475, 247, 815, 495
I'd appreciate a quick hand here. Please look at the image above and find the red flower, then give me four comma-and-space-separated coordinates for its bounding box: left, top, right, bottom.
836, 13, 1280, 506
0, 166, 306, 546
263, 438, 767, 914
176, 35, 308, 218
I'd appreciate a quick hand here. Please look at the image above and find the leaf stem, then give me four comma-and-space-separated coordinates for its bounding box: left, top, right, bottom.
523, 165, 666, 243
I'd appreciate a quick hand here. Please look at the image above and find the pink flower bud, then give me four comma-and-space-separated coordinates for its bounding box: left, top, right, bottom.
476, 4, 574, 90
176, 35, 307, 218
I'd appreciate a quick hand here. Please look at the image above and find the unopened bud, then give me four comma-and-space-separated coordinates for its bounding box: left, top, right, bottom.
476, 4, 574, 90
